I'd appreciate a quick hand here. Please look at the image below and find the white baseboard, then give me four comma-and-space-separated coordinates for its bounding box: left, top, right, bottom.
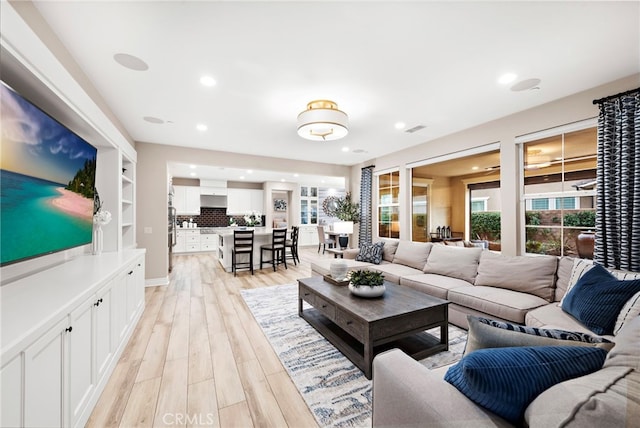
145, 276, 169, 287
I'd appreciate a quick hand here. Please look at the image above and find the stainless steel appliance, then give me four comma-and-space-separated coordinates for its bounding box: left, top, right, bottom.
168, 205, 177, 272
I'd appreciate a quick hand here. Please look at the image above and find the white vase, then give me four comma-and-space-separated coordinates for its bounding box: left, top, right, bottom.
93, 225, 103, 255
330, 260, 348, 281
349, 283, 386, 298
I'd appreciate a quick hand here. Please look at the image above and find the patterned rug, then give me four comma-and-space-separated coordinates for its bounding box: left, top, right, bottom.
240, 283, 467, 428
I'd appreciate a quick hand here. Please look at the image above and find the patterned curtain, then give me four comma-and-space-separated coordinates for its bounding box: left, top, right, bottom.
594, 89, 640, 271
359, 166, 375, 246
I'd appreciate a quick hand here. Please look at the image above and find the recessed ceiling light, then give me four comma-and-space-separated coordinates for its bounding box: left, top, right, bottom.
114, 53, 149, 71
281, 179, 285, 182
196, 123, 208, 132
498, 72, 517, 85
239, 176, 245, 180
190, 172, 197, 177
200, 75, 216, 87
395, 122, 406, 130
247, 170, 253, 174
189, 165, 197, 169
342, 147, 349, 152
293, 173, 299, 177
471, 166, 479, 171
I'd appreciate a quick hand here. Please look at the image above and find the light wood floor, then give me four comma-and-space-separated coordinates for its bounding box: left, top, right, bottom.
88, 247, 336, 428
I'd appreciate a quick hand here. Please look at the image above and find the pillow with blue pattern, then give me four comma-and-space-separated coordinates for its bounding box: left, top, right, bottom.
444, 346, 607, 423
464, 316, 613, 355
356, 242, 385, 264
562, 263, 640, 335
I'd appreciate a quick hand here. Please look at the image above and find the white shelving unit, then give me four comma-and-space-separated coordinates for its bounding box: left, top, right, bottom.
121, 154, 136, 250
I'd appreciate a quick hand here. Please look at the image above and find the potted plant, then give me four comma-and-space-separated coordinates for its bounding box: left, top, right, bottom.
335, 192, 360, 223
348, 269, 386, 297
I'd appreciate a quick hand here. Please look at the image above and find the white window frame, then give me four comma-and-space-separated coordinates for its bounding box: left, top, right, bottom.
516, 117, 597, 255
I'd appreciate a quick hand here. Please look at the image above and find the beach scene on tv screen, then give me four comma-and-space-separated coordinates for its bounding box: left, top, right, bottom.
1, 83, 98, 265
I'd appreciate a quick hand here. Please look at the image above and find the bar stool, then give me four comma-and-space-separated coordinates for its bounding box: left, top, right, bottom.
285, 226, 300, 265
260, 228, 287, 271
232, 229, 254, 276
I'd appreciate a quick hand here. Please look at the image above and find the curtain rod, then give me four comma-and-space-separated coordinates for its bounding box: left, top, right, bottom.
361, 165, 375, 170
593, 87, 640, 104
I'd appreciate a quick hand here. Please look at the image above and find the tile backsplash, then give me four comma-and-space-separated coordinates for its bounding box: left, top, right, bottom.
176, 208, 265, 227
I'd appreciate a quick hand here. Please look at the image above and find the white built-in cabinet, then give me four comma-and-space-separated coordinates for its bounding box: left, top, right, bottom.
174, 185, 201, 215
0, 250, 145, 428
227, 188, 264, 214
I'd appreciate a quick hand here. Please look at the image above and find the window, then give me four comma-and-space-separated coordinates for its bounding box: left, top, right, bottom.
377, 171, 400, 238
471, 197, 489, 212
300, 186, 318, 225
531, 198, 549, 210
520, 122, 597, 257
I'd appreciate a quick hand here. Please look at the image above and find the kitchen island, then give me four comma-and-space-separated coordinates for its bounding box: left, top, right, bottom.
217, 227, 287, 272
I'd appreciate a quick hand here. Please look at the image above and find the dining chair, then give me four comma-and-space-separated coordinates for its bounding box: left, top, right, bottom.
260, 228, 288, 271
232, 229, 254, 276
317, 225, 335, 254
285, 226, 300, 265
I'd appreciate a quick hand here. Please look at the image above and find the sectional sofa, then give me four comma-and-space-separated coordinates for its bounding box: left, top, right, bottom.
311, 239, 606, 334
309, 239, 640, 427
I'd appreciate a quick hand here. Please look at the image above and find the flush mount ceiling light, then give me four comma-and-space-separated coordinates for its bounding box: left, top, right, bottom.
297, 100, 348, 141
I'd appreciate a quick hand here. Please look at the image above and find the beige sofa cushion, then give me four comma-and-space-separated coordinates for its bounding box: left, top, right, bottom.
309, 258, 374, 277
378, 238, 399, 262
524, 366, 639, 428
423, 245, 483, 284
372, 349, 512, 428
400, 273, 473, 300
367, 263, 423, 284
555, 256, 575, 302
392, 241, 432, 270
448, 286, 548, 324
604, 315, 640, 370
525, 303, 614, 339
474, 252, 557, 302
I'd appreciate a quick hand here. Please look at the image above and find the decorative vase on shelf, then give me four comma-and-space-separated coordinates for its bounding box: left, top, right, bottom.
93, 225, 103, 255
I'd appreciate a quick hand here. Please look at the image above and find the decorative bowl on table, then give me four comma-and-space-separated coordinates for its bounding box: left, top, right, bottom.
347, 270, 386, 298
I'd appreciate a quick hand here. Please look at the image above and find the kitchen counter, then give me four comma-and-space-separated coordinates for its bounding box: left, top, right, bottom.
217, 227, 288, 272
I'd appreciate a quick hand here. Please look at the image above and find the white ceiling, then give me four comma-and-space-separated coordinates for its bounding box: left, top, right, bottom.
30, 1, 640, 180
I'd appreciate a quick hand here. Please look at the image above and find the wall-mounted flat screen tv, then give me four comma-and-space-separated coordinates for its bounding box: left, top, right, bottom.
1, 80, 98, 266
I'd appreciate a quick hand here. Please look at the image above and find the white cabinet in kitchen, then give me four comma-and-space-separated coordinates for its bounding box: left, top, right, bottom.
175, 229, 200, 252
174, 185, 201, 215
227, 188, 264, 214
175, 230, 186, 252
1, 251, 145, 428
200, 233, 218, 251
298, 225, 319, 247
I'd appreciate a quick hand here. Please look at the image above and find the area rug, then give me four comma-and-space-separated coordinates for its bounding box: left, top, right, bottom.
240, 283, 467, 428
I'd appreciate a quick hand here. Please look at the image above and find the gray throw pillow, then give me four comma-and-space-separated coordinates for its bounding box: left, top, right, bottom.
464, 315, 614, 356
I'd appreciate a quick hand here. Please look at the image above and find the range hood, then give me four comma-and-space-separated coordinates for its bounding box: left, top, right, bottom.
200, 195, 227, 208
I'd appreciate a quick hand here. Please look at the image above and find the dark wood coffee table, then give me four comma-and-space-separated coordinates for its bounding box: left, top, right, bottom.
298, 276, 449, 379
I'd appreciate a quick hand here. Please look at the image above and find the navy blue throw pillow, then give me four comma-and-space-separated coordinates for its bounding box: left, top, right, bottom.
561, 264, 640, 335
444, 346, 607, 423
